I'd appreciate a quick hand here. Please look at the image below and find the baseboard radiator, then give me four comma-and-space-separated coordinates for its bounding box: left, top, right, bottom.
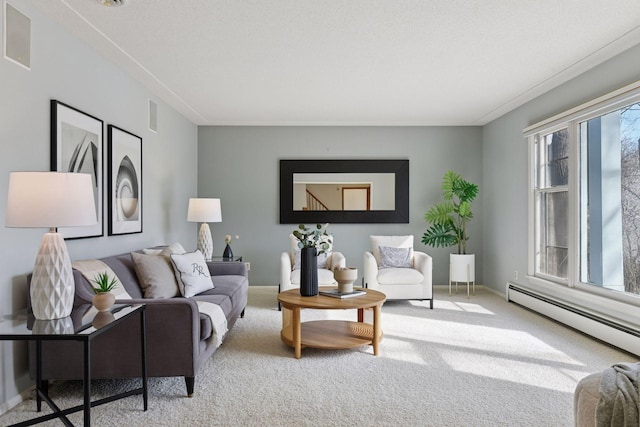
506, 282, 640, 356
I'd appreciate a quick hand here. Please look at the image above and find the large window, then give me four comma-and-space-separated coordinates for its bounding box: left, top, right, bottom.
528, 87, 640, 300
579, 103, 640, 296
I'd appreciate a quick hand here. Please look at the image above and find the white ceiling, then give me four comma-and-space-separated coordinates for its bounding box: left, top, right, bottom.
24, 0, 640, 126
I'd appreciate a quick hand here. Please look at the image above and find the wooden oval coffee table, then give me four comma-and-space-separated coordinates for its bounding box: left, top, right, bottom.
278, 287, 386, 359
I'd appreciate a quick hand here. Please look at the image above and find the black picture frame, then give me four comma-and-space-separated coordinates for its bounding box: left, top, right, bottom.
50, 100, 104, 239
279, 159, 409, 224
108, 125, 143, 235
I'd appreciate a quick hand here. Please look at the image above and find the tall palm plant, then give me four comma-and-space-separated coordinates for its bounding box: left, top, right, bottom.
422, 170, 479, 254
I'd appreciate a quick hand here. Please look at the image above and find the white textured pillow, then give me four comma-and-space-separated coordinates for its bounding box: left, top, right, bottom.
378, 246, 412, 268
292, 248, 330, 270
289, 234, 333, 270
370, 235, 414, 265
170, 250, 214, 298
161, 242, 186, 257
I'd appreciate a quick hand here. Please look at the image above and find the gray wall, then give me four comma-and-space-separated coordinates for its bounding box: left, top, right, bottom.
0, 1, 197, 407
482, 42, 640, 295
4, 0, 639, 413
198, 126, 483, 286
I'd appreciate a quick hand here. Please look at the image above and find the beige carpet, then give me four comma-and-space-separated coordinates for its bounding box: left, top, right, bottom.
1, 286, 637, 426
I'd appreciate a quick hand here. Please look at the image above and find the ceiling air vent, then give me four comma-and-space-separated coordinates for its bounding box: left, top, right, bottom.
99, 0, 124, 6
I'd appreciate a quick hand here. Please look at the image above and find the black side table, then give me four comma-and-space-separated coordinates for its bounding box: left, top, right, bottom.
0, 304, 147, 427
210, 255, 243, 262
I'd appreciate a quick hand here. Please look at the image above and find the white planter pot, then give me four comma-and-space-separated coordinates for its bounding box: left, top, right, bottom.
449, 254, 475, 298
92, 292, 115, 312
450, 254, 475, 282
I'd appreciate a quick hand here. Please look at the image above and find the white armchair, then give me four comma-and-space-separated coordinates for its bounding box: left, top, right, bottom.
279, 234, 346, 309
363, 235, 433, 309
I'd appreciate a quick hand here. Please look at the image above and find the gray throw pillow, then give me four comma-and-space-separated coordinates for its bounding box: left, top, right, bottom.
130, 252, 180, 298
378, 245, 412, 268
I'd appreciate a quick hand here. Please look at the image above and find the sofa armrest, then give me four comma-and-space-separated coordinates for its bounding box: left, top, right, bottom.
328, 251, 346, 270
116, 297, 200, 355
413, 251, 433, 283
280, 252, 293, 292
207, 261, 247, 277
363, 251, 380, 289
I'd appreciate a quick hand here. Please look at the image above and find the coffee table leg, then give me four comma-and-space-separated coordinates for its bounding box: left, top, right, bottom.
292, 307, 301, 359
357, 308, 364, 322
372, 304, 381, 356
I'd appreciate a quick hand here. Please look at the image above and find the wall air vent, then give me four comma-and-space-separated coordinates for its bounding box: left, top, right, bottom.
4, 2, 31, 70
149, 99, 158, 132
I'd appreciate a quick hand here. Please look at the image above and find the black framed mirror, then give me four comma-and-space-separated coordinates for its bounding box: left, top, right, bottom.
279, 159, 409, 223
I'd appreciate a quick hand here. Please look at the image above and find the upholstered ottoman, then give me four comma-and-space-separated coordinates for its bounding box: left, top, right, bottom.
575, 362, 640, 427
574, 372, 601, 426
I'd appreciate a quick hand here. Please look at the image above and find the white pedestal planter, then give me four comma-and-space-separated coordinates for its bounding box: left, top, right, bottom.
449, 254, 475, 298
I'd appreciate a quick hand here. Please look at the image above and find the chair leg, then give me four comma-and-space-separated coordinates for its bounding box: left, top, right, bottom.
430, 298, 433, 309
278, 284, 282, 311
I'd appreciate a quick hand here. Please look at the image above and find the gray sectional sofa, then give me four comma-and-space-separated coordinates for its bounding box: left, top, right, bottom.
28, 249, 249, 397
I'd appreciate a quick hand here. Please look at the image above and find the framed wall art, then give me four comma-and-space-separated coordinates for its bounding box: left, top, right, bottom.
108, 125, 143, 235
50, 100, 103, 239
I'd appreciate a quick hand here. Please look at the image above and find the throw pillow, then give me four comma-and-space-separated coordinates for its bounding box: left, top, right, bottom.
292, 248, 330, 270
160, 241, 186, 257
142, 248, 162, 255
378, 245, 412, 268
159, 242, 188, 293
130, 252, 180, 299
142, 248, 163, 256
170, 250, 214, 298
370, 235, 414, 265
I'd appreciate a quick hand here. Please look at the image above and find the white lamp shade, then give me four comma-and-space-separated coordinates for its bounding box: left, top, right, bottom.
6, 172, 97, 228
187, 198, 222, 223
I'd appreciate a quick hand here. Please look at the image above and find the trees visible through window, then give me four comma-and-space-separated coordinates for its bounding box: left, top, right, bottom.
621, 104, 640, 295
534, 129, 569, 280
580, 103, 640, 296
530, 87, 640, 300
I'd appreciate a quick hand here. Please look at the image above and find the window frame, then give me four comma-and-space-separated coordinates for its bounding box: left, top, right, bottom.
532, 129, 570, 284
525, 80, 640, 307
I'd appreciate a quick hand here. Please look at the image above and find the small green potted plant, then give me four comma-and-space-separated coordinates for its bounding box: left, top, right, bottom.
292, 223, 331, 296
422, 170, 479, 294
91, 272, 119, 311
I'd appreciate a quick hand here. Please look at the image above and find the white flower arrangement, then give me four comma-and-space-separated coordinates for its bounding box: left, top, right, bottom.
225, 234, 239, 244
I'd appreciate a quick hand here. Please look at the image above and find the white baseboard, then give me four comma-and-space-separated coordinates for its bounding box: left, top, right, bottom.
0, 385, 34, 416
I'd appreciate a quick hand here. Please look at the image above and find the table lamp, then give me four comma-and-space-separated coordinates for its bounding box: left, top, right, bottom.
6, 172, 97, 320
187, 198, 222, 261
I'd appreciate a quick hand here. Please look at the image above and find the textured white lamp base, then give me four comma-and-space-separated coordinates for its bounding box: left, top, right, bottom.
30, 232, 75, 320
197, 223, 213, 261
32, 317, 74, 334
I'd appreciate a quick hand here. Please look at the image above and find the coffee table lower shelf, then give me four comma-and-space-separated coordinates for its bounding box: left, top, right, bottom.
281, 320, 382, 350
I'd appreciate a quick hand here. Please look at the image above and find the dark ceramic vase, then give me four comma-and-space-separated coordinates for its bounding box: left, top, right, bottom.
300, 247, 318, 296
223, 244, 233, 260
